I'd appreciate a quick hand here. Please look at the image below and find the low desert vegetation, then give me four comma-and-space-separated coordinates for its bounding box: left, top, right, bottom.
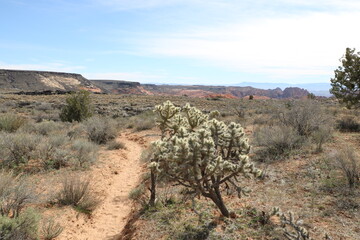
40, 217, 64, 240
0, 90, 359, 239
82, 116, 118, 144
336, 115, 360, 132
57, 175, 101, 214
0, 171, 38, 240
124, 98, 359, 240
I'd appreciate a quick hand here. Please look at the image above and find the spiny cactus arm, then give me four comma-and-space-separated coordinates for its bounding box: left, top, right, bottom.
280, 212, 312, 240
154, 101, 181, 136
183, 104, 208, 130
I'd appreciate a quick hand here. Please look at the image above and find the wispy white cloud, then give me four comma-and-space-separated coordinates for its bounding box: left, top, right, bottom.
134, 11, 360, 80
84, 71, 203, 84
0, 62, 85, 73
84, 72, 167, 82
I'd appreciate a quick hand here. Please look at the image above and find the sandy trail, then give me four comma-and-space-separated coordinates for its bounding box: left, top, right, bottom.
57, 131, 146, 240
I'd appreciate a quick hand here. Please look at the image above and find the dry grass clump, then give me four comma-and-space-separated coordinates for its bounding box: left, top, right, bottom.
57, 175, 100, 214
329, 148, 360, 189
40, 217, 64, 240
83, 116, 118, 144
0, 114, 26, 132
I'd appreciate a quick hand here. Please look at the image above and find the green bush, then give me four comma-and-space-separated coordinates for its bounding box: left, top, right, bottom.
60, 90, 93, 122
0, 114, 26, 132
0, 208, 39, 240
83, 116, 117, 144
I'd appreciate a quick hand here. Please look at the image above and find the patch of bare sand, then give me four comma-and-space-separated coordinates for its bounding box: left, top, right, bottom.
56, 131, 147, 240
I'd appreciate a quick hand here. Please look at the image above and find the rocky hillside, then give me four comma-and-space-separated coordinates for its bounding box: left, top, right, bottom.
90, 80, 152, 95
0, 69, 102, 93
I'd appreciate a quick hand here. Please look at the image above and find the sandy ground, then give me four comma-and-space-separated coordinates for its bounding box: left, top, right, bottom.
54, 131, 148, 240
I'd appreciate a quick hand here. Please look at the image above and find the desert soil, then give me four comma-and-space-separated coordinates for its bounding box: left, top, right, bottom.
54, 131, 149, 240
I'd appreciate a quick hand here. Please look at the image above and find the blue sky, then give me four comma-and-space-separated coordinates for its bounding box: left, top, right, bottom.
1, 0, 360, 85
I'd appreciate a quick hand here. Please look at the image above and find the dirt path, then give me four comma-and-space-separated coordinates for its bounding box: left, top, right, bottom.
57, 131, 146, 240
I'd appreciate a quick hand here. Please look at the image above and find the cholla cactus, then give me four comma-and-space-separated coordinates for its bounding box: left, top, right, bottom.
150, 101, 261, 217
273, 210, 312, 240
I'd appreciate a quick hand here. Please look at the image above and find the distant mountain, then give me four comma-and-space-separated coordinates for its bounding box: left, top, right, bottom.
234, 82, 332, 96
0, 69, 102, 93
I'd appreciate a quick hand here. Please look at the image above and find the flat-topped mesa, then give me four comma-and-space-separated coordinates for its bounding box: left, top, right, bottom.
0, 69, 102, 93
90, 80, 147, 95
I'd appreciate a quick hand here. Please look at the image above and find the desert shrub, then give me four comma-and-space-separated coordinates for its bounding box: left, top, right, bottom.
70, 139, 98, 168
83, 116, 117, 144
129, 184, 147, 206
60, 90, 93, 122
36, 135, 71, 170
279, 101, 328, 137
0, 133, 40, 168
0, 114, 26, 132
0, 171, 35, 217
41, 217, 63, 240
20, 121, 66, 136
34, 102, 54, 112
330, 148, 359, 189
57, 175, 100, 214
107, 140, 125, 150
311, 126, 333, 152
254, 125, 304, 160
0, 208, 39, 240
336, 116, 360, 132
173, 223, 214, 240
